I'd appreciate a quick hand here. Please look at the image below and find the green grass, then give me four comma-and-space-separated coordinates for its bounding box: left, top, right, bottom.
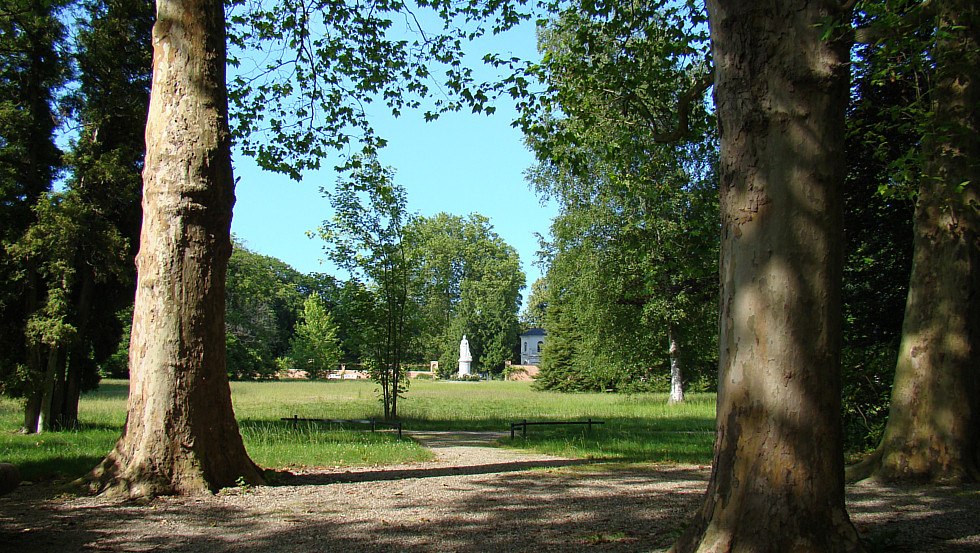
240, 420, 430, 469
1, 379, 716, 482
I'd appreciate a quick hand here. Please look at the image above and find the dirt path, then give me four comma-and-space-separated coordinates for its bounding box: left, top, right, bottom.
1, 433, 978, 552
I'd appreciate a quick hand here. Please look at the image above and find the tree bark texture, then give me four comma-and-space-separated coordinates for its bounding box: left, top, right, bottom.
87, 0, 263, 497
857, 0, 980, 483
668, 325, 684, 403
672, 1, 862, 552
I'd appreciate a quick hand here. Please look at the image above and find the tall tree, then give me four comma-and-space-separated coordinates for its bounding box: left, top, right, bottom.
45, 0, 154, 430
672, 0, 863, 550
851, 0, 980, 483
0, 0, 70, 431
523, 5, 718, 396
86, 0, 265, 497
78, 0, 532, 496
406, 213, 524, 376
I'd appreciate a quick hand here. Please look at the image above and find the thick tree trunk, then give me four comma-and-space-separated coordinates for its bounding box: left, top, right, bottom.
672, 2, 862, 552
61, 353, 81, 430
86, 0, 263, 498
851, 0, 980, 484
668, 325, 684, 404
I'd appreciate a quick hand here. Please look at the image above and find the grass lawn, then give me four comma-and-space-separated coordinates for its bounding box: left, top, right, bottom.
1, 379, 715, 483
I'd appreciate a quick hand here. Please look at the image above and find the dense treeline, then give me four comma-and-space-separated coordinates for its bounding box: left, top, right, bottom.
0, 0, 153, 432
407, 212, 524, 377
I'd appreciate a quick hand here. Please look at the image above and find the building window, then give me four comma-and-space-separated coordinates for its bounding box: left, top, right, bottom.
523, 342, 527, 352
537, 341, 543, 353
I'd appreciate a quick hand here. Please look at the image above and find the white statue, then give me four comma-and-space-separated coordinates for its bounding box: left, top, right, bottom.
458, 335, 472, 376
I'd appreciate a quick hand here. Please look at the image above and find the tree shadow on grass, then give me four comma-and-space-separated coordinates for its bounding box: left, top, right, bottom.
11, 455, 106, 483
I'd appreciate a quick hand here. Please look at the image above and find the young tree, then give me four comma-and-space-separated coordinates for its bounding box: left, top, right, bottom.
289, 295, 342, 379
319, 157, 414, 419
86, 0, 265, 497
672, 0, 863, 550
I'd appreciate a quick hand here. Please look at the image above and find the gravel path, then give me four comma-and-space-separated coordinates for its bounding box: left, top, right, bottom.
1, 432, 978, 552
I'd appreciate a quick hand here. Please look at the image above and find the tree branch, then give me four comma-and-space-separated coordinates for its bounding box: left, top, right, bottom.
853, 0, 936, 44
634, 70, 713, 144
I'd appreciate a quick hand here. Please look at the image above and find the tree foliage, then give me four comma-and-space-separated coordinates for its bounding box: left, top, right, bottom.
839, 18, 918, 452
225, 0, 536, 179
524, 5, 718, 394
225, 239, 307, 379
0, 0, 70, 414
406, 213, 523, 376
0, 0, 141, 432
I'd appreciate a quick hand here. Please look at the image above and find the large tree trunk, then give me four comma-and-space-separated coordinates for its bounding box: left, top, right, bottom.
671, 2, 862, 551
85, 0, 263, 498
850, 0, 979, 484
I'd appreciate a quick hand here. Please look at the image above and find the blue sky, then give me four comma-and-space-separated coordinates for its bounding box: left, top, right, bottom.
229, 20, 557, 290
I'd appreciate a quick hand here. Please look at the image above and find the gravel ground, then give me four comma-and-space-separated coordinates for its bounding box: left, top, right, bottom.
1, 431, 977, 552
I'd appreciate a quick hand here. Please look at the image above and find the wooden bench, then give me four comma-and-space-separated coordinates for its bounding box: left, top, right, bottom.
510, 418, 604, 439
281, 415, 403, 438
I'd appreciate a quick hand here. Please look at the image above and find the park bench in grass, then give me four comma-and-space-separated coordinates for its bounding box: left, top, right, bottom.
281, 415, 403, 438
510, 418, 604, 439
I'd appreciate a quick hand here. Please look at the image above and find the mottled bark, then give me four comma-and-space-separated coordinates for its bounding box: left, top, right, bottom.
851, 0, 980, 484
86, 0, 263, 498
668, 325, 684, 403
672, 1, 862, 551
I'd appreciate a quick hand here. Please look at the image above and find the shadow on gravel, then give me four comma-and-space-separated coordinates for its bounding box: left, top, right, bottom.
2, 468, 978, 552
846, 482, 980, 552
277, 458, 598, 485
